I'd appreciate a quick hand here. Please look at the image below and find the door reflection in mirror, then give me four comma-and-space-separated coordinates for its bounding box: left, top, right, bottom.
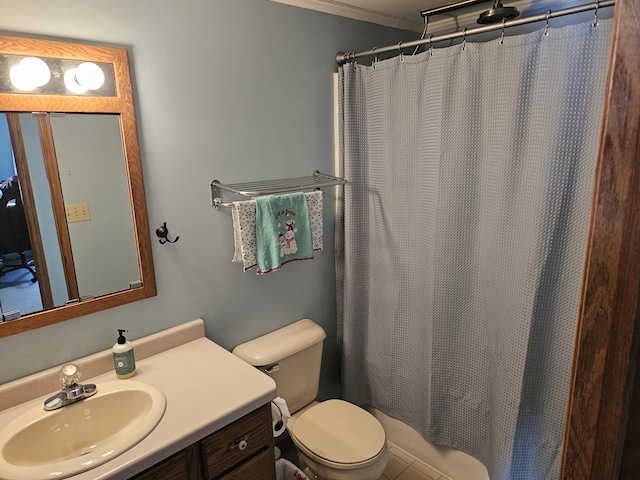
0, 112, 141, 318
51, 114, 139, 298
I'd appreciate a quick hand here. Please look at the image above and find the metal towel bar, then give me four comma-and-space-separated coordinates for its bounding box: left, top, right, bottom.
210, 171, 346, 209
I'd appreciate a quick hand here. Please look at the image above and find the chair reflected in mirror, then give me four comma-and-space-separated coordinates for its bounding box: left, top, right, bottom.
0, 175, 36, 282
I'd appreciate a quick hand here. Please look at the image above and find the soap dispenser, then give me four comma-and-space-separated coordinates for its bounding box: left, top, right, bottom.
113, 329, 136, 378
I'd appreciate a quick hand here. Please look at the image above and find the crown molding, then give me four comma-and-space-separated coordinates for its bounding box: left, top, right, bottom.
271, 0, 591, 33
270, 0, 425, 32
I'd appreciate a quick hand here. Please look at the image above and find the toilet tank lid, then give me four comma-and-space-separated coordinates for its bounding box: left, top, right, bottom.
232, 319, 326, 366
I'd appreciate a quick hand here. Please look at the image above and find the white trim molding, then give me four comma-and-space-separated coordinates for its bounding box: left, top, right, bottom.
270, 0, 595, 33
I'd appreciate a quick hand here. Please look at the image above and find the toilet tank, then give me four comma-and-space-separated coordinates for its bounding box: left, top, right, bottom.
232, 319, 326, 414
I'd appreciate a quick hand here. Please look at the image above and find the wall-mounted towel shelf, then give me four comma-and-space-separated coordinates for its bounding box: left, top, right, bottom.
211, 171, 346, 209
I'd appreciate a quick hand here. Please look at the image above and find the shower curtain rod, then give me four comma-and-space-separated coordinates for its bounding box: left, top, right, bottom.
335, 0, 614, 65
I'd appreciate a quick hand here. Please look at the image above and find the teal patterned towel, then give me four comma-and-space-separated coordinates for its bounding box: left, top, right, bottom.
254, 192, 314, 274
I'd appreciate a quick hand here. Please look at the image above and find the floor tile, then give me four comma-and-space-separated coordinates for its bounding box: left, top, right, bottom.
383, 450, 412, 479
412, 458, 445, 479
397, 464, 439, 480
389, 443, 418, 465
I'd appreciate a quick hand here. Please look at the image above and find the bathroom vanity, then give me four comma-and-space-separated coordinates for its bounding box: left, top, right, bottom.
0, 320, 277, 480
132, 403, 274, 479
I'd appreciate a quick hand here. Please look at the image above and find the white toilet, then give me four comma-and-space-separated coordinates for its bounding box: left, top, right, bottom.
232, 319, 388, 480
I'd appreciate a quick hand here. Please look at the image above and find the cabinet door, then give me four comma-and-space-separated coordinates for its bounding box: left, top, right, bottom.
131, 443, 202, 480
201, 404, 275, 479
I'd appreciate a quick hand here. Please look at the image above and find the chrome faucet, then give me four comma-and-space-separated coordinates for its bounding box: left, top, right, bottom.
43, 364, 97, 411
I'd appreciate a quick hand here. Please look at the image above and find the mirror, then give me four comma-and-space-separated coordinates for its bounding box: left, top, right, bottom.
0, 35, 156, 338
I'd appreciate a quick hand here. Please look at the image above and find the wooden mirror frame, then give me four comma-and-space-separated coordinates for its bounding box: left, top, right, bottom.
561, 0, 640, 478
0, 36, 156, 338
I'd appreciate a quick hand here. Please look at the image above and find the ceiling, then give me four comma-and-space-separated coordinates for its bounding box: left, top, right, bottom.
271, 0, 583, 33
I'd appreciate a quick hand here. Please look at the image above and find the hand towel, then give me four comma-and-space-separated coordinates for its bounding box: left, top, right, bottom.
231, 199, 258, 269
255, 192, 313, 274
231, 191, 323, 272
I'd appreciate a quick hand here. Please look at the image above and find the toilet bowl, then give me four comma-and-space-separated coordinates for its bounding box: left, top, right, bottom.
288, 400, 388, 480
232, 319, 389, 480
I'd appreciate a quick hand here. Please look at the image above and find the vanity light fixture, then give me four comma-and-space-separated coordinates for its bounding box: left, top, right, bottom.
0, 54, 116, 96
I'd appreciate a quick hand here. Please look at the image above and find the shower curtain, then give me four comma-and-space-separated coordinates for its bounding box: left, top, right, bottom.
337, 18, 612, 480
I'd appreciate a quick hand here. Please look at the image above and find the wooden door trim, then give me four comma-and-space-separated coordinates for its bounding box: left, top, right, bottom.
36, 115, 79, 301
561, 1, 640, 478
5, 113, 53, 310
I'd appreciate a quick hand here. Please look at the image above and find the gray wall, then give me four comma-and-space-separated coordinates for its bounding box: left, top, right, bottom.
0, 0, 408, 398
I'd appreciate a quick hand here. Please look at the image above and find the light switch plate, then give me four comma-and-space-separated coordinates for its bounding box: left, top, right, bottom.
66, 203, 91, 223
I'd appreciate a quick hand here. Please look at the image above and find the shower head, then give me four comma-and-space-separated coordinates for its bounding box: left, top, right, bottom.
477, 1, 520, 24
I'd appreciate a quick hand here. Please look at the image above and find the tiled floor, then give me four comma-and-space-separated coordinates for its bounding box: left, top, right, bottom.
381, 442, 453, 480
276, 436, 453, 480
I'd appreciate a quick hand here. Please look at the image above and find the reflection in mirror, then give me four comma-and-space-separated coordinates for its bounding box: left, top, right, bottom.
1, 113, 58, 315
50, 113, 140, 298
0, 113, 141, 317
0, 35, 156, 338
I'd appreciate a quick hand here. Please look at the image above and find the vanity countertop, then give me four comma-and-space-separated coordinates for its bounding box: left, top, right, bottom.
0, 319, 277, 479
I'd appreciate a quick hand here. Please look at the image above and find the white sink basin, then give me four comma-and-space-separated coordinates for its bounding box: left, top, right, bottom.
0, 380, 166, 480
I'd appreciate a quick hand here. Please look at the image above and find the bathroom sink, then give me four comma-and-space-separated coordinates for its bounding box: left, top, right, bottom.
0, 380, 166, 480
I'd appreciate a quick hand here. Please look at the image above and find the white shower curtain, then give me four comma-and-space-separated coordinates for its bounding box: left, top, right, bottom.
337, 19, 612, 480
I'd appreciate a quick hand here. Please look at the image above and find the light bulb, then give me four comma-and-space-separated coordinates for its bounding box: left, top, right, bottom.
75, 62, 105, 90
64, 68, 88, 94
9, 57, 51, 91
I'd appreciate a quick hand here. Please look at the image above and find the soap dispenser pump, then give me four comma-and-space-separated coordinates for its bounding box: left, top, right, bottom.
113, 329, 136, 378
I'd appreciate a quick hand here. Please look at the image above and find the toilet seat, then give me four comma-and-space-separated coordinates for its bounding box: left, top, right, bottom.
289, 399, 386, 470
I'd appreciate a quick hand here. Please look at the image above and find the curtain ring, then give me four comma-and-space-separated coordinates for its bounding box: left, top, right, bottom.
544, 10, 551, 36
429, 35, 434, 57
462, 28, 467, 50
348, 52, 357, 68
398, 42, 405, 61
372, 47, 378, 68
593, 0, 599, 27
500, 18, 506, 45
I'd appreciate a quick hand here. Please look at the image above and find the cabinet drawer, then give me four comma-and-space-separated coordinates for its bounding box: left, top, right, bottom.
131, 443, 201, 480
202, 404, 273, 478
218, 448, 276, 480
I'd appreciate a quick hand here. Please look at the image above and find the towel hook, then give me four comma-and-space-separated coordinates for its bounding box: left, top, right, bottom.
155, 222, 180, 244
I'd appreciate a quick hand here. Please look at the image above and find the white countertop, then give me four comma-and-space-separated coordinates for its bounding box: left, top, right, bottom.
0, 320, 277, 479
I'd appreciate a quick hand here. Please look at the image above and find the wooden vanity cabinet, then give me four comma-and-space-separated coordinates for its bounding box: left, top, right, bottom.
132, 404, 276, 480
131, 444, 201, 480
